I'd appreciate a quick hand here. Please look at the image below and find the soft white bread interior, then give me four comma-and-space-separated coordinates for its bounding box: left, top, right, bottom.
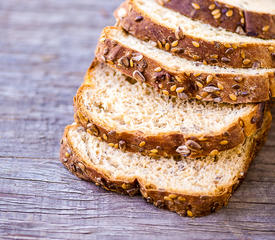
104, 27, 275, 75
218, 0, 275, 14
80, 63, 258, 136
61, 110, 271, 216
127, 0, 275, 44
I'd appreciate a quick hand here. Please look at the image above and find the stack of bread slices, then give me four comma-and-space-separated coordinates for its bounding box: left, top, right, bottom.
60, 0, 275, 217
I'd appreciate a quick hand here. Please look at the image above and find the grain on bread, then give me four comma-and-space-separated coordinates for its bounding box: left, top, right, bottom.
60, 111, 272, 217
115, 0, 275, 68
74, 61, 267, 158
157, 0, 275, 40
96, 27, 275, 104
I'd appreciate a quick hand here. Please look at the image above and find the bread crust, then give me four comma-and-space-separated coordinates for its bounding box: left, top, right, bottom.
96, 27, 275, 104
157, 0, 275, 40
60, 112, 272, 217
114, 1, 275, 69
74, 61, 267, 159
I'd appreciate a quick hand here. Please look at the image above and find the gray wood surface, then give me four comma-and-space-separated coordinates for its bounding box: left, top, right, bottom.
0, 0, 274, 239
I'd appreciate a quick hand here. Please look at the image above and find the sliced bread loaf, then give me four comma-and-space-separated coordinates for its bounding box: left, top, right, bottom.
157, 0, 275, 40
60, 111, 271, 217
96, 27, 275, 104
115, 0, 275, 68
74, 61, 266, 158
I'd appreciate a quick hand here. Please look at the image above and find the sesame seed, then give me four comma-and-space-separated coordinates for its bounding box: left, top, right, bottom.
211, 9, 220, 15
162, 90, 169, 95
157, 40, 163, 49
171, 40, 179, 47
213, 12, 221, 19
203, 60, 207, 65
154, 67, 162, 72
220, 140, 229, 145
196, 95, 202, 100
165, 43, 170, 51
224, 43, 231, 48
164, 196, 172, 201
226, 10, 233, 17
151, 149, 158, 154
243, 59, 251, 65
241, 17, 245, 24
232, 44, 238, 49
185, 72, 191, 77
169, 194, 177, 199
206, 75, 213, 83
210, 149, 219, 156
191, 2, 200, 9
178, 196, 186, 202
263, 25, 270, 32
103, 134, 108, 141
187, 210, 193, 217
175, 76, 183, 82
158, 84, 163, 89
122, 183, 127, 190
65, 152, 70, 158
176, 87, 185, 93
192, 41, 200, 48
217, 83, 224, 90
108, 143, 114, 147
239, 119, 244, 127
175, 26, 184, 40
229, 94, 237, 101
171, 47, 184, 53
170, 85, 177, 92
193, 55, 201, 60
234, 76, 243, 82
241, 50, 245, 59
130, 59, 134, 67
114, 143, 119, 149
196, 81, 203, 88
106, 60, 114, 65
201, 91, 208, 97
194, 73, 201, 77
139, 141, 146, 147
210, 54, 218, 59
208, 4, 215, 10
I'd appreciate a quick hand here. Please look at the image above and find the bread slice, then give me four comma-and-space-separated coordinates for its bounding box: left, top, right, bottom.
157, 0, 275, 40
96, 27, 275, 104
74, 61, 267, 158
60, 111, 272, 217
115, 0, 275, 68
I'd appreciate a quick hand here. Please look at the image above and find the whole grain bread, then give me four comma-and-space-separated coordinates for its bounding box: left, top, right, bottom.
60, 111, 272, 217
115, 0, 275, 68
74, 61, 267, 159
96, 27, 275, 104
157, 0, 275, 40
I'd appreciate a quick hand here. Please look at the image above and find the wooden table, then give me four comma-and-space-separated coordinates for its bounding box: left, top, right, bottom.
0, 1, 274, 239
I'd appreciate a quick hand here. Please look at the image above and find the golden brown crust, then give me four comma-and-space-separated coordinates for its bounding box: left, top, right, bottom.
157, 0, 275, 40
114, 1, 275, 69
74, 61, 267, 158
60, 112, 272, 217
96, 27, 275, 104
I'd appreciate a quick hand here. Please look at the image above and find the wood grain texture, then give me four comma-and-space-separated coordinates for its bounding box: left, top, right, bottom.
0, 0, 274, 239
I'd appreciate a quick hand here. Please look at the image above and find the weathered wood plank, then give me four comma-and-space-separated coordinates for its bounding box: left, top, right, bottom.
0, 0, 274, 239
